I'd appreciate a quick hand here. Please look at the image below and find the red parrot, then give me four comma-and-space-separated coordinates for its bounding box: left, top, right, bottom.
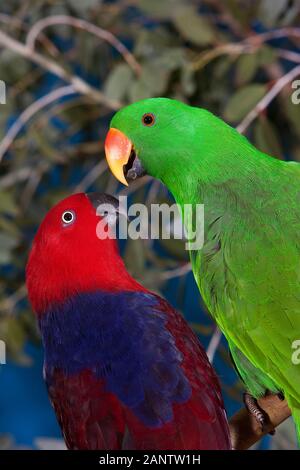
26, 192, 231, 450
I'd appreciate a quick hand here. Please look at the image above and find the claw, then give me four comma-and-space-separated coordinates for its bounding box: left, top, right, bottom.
243, 392, 276, 435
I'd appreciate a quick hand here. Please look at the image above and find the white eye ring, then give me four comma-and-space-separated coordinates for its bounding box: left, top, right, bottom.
62, 210, 76, 226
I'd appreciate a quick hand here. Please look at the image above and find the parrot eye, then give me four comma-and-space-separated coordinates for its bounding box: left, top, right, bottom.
62, 210, 76, 226
142, 113, 155, 127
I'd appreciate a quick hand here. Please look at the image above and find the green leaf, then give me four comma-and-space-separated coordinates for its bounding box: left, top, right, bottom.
138, 0, 184, 19
214, 56, 237, 79
0, 192, 19, 216
158, 48, 186, 70
104, 64, 134, 101
259, 0, 289, 27
223, 1, 260, 27
67, 0, 99, 14
223, 84, 267, 123
181, 68, 196, 96
0, 316, 26, 358
0, 217, 21, 237
128, 61, 170, 102
172, 7, 216, 46
134, 28, 175, 58
0, 233, 19, 265
129, 48, 186, 102
30, 127, 63, 163
236, 53, 259, 85
257, 45, 278, 66
254, 116, 282, 159
0, 50, 31, 82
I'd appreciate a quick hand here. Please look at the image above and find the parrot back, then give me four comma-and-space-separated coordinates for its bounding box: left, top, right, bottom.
40, 290, 231, 450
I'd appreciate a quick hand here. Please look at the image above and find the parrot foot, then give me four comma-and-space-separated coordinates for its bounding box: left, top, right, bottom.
243, 392, 276, 435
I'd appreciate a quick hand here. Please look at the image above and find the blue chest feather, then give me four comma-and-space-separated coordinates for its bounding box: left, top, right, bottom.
39, 291, 191, 427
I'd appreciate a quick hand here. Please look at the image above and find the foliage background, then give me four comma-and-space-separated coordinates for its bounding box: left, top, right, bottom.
0, 0, 299, 450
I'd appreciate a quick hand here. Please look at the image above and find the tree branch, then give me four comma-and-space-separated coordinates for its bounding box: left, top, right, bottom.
0, 12, 60, 57
74, 159, 107, 193
192, 27, 300, 71
229, 394, 291, 450
249, 27, 300, 44
237, 64, 300, 134
26, 15, 141, 76
0, 284, 27, 314
206, 327, 222, 363
0, 29, 120, 108
0, 85, 76, 162
159, 263, 192, 281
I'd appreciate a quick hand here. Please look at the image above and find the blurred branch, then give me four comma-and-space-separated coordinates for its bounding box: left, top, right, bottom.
118, 176, 152, 196
251, 27, 300, 44
159, 263, 192, 281
206, 327, 222, 363
10, 68, 45, 98
192, 43, 253, 71
20, 167, 45, 211
0, 284, 27, 315
237, 64, 300, 133
145, 180, 163, 206
0, 29, 120, 108
192, 27, 300, 71
202, 0, 246, 37
26, 15, 141, 76
0, 13, 59, 57
74, 159, 107, 193
0, 85, 76, 162
277, 48, 300, 64
230, 394, 291, 450
0, 166, 42, 189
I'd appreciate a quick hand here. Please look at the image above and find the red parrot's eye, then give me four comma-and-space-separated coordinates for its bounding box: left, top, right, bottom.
62, 210, 76, 226
142, 113, 155, 127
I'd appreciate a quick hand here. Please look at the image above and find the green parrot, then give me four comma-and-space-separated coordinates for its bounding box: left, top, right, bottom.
105, 97, 300, 442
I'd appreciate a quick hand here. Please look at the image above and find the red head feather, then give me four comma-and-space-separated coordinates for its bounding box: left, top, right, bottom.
26, 193, 143, 313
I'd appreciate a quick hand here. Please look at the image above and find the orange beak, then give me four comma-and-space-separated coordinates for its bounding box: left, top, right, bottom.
104, 128, 133, 186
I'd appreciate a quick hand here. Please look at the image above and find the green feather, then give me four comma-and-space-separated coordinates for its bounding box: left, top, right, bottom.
110, 98, 300, 443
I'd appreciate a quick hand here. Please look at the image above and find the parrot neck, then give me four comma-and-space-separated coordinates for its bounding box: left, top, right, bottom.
161, 132, 283, 209
27, 238, 146, 314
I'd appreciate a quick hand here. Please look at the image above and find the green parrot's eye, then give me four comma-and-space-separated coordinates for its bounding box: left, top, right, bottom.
142, 113, 155, 127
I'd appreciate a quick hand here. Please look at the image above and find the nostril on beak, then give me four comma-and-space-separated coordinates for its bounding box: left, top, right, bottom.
126, 155, 146, 181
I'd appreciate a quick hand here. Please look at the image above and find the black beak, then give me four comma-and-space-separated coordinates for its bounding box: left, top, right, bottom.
86, 192, 119, 210
86, 192, 128, 220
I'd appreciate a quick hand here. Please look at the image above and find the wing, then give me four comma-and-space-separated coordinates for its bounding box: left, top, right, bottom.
46, 368, 126, 450
41, 290, 230, 450
192, 167, 300, 408
228, 339, 279, 397
148, 295, 231, 450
